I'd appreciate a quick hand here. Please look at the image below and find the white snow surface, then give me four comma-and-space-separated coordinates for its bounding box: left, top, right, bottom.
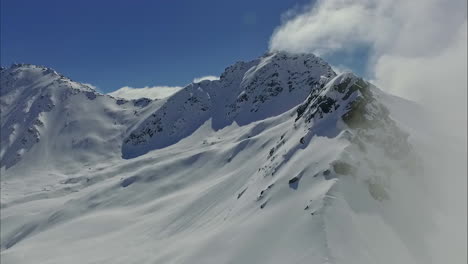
0, 54, 463, 264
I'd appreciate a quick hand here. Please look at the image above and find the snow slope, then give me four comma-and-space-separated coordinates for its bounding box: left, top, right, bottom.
0, 53, 463, 264
0, 64, 162, 202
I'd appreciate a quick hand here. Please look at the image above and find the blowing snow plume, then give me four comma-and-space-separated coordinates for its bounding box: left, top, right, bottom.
270, 0, 467, 263
108, 85, 183, 100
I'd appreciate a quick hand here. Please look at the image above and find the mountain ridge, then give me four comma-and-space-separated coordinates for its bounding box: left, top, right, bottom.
122, 51, 336, 158
0, 52, 435, 264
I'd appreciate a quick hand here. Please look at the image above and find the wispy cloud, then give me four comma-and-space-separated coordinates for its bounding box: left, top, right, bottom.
108, 86, 183, 100
331, 64, 352, 75
269, 0, 466, 133
193, 75, 219, 83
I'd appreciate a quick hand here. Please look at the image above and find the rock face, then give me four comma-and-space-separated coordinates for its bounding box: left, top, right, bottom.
122, 52, 336, 158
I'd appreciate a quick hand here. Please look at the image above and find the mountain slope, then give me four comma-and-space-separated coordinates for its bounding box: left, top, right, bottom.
0, 53, 450, 264
0, 64, 162, 171
122, 52, 335, 158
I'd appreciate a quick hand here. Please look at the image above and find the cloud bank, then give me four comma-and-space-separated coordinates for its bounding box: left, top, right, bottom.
108, 85, 183, 100
193, 75, 220, 83
269, 0, 467, 146
270, 0, 466, 107
108, 75, 220, 100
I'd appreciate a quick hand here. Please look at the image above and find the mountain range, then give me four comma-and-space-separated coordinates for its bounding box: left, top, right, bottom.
0, 52, 446, 264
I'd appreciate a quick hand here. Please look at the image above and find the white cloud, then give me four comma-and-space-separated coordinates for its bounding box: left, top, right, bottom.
372, 22, 467, 129
108, 75, 220, 101
269, 0, 466, 104
270, 1, 466, 262
193, 75, 219, 83
269, 0, 467, 139
108, 86, 183, 100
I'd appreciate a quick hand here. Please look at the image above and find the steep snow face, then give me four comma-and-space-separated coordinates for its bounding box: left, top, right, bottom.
122, 52, 336, 158
0, 55, 452, 264
293, 73, 432, 263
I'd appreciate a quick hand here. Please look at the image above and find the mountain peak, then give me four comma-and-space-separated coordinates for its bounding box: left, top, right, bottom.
1, 64, 95, 93
0, 64, 109, 169
0, 52, 432, 264
122, 52, 337, 158
5, 63, 60, 78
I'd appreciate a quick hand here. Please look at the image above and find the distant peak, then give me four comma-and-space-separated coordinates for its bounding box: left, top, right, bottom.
1, 63, 95, 94
9, 63, 48, 70
4, 63, 61, 77
220, 51, 335, 82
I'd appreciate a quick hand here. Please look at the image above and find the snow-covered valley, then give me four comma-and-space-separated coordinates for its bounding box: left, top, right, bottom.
0, 52, 465, 264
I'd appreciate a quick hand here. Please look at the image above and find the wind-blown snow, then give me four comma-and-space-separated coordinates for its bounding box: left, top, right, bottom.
109, 85, 183, 100
193, 75, 220, 83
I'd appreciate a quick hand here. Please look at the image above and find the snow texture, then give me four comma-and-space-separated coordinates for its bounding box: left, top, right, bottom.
0, 53, 448, 264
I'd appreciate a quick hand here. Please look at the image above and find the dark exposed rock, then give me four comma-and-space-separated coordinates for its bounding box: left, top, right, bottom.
133, 98, 151, 107
121, 176, 139, 187
288, 177, 299, 184
333, 161, 356, 175
237, 188, 248, 199
85, 91, 97, 100
116, 99, 127, 105
367, 180, 390, 201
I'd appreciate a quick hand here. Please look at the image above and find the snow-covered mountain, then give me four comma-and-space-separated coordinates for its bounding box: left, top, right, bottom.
122, 52, 335, 158
0, 64, 161, 171
0, 53, 454, 264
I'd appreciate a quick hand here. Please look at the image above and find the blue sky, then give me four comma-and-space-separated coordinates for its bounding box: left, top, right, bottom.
1, 0, 324, 93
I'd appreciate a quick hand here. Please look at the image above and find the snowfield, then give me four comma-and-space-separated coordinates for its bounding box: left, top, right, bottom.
0, 53, 465, 264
